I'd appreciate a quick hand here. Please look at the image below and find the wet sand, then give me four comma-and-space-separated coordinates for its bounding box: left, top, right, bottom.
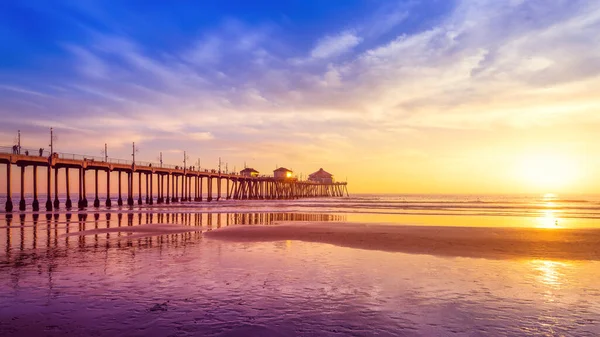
59, 223, 200, 239
204, 222, 600, 261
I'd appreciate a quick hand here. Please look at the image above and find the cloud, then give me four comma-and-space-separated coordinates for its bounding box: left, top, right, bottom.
310, 31, 363, 59
189, 132, 214, 141
65, 44, 108, 79
184, 36, 221, 65
0, 85, 52, 98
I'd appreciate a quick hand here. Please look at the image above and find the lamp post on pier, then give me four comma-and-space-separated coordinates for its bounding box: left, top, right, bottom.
102, 143, 108, 162
127, 142, 137, 206
132, 142, 137, 164
45, 127, 55, 211
182, 151, 189, 201
49, 128, 54, 155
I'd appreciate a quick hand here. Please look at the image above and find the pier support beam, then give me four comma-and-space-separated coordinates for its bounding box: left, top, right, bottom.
53, 167, 59, 209
189, 175, 192, 201
117, 171, 123, 206
166, 174, 170, 204
83, 169, 88, 207
226, 178, 230, 200
207, 177, 213, 202
127, 171, 134, 206
188, 175, 192, 201
139, 172, 144, 205
45, 166, 52, 211
184, 175, 189, 201
144, 173, 149, 204
181, 175, 186, 202
106, 170, 112, 207
187, 175, 190, 201
199, 176, 203, 201
32, 166, 39, 211
5, 163, 12, 212
19, 166, 26, 211
65, 168, 72, 209
180, 175, 184, 202
157, 175, 163, 204
174, 175, 179, 203
77, 167, 85, 209
149, 173, 153, 205
93, 170, 100, 208
217, 177, 221, 201
193, 176, 197, 201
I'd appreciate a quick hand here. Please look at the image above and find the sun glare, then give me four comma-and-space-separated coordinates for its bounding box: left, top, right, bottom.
537, 210, 560, 228
518, 154, 579, 190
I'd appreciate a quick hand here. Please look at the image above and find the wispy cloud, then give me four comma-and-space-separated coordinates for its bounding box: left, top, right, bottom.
310, 31, 363, 59
189, 132, 214, 141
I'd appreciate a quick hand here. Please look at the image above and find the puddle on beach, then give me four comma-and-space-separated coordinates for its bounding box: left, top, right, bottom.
1, 211, 599, 336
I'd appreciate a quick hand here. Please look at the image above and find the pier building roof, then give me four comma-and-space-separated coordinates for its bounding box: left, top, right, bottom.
308, 168, 333, 179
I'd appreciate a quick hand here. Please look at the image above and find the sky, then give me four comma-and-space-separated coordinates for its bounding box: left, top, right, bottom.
1, 0, 600, 194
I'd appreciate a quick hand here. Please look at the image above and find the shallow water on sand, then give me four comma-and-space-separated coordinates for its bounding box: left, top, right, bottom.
1, 210, 600, 336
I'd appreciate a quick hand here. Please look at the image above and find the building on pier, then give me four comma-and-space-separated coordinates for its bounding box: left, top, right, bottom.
273, 167, 293, 180
240, 167, 259, 177
308, 168, 334, 184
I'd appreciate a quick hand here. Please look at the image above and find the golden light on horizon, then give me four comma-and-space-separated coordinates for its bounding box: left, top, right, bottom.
518, 153, 579, 191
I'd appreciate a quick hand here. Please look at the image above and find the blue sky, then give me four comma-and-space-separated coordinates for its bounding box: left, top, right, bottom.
1, 0, 600, 193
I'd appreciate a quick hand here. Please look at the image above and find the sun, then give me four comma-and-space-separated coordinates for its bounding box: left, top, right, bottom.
517, 153, 579, 190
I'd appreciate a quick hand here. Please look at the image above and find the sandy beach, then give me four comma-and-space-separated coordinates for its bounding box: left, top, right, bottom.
205, 222, 600, 261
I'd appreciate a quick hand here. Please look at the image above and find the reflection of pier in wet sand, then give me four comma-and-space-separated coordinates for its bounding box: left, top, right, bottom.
0, 149, 349, 212
1, 212, 346, 267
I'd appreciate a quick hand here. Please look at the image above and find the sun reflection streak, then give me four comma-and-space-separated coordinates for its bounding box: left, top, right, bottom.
537, 210, 560, 228
529, 260, 571, 306
536, 194, 562, 228
530, 260, 569, 288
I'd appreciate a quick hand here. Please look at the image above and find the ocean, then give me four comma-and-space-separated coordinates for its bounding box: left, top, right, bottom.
1, 194, 599, 336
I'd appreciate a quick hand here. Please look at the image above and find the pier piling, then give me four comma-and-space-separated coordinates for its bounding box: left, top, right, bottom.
106, 170, 111, 207
94, 170, 100, 208
117, 171, 123, 206
5, 163, 12, 212
45, 165, 52, 211
65, 168, 72, 209
150, 173, 154, 205
32, 166, 39, 211
53, 167, 59, 209
166, 174, 170, 204
127, 172, 133, 206
19, 166, 25, 211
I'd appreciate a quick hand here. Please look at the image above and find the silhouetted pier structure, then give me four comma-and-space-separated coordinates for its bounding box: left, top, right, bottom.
0, 147, 349, 212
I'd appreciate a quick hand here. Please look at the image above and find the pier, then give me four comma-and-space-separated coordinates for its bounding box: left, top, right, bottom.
0, 146, 349, 212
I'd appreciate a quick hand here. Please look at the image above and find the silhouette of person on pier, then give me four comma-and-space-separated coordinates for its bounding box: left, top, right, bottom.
12, 145, 17, 154
25, 150, 29, 156
39, 148, 44, 156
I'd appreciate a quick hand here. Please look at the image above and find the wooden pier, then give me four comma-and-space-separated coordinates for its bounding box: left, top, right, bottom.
0, 148, 349, 212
